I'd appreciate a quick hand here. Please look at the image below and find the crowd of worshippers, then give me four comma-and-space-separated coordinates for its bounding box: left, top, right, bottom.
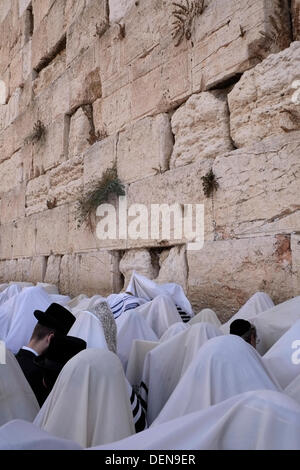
0, 273, 300, 450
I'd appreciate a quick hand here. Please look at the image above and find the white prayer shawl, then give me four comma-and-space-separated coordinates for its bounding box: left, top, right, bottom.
126, 271, 194, 317
48, 294, 71, 306
34, 349, 135, 447
117, 310, 159, 370
0, 284, 9, 293
285, 374, 300, 405
36, 283, 59, 295
188, 309, 221, 328
159, 322, 189, 343
92, 390, 300, 450
107, 292, 147, 320
0, 420, 82, 450
0, 349, 40, 426
221, 292, 274, 334
0, 284, 23, 307
68, 310, 108, 350
263, 319, 300, 388
133, 295, 183, 339
4, 286, 53, 354
142, 323, 223, 425
126, 340, 159, 387
249, 296, 300, 355
153, 335, 281, 427
66, 294, 89, 310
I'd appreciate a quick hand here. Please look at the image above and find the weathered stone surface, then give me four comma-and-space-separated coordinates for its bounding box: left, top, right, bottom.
94, 84, 130, 135
213, 132, 300, 238
68, 107, 91, 158
119, 248, 159, 288
31, 255, 47, 282
192, 0, 292, 90
35, 205, 69, 256
49, 155, 83, 205
228, 42, 300, 148
170, 91, 233, 169
187, 236, 294, 322
68, 47, 102, 113
292, 0, 300, 40
127, 158, 214, 248
18, 0, 31, 17
59, 251, 113, 297
32, 115, 68, 174
32, 0, 56, 30
0, 150, 23, 194
109, 0, 135, 23
83, 135, 117, 187
1, 0, 11, 23
33, 48, 66, 97
117, 114, 173, 183
25, 173, 50, 216
0, 183, 25, 223
156, 245, 188, 292
44, 254, 61, 284
66, 0, 108, 65
0, 223, 13, 260
12, 215, 36, 258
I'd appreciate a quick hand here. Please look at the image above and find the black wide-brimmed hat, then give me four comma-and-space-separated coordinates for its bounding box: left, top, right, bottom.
34, 303, 76, 335
34, 335, 87, 372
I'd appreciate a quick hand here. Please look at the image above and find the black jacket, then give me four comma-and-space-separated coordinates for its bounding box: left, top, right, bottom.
15, 349, 47, 407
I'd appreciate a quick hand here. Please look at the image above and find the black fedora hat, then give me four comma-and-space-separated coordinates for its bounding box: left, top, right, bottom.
34, 303, 76, 335
34, 335, 87, 373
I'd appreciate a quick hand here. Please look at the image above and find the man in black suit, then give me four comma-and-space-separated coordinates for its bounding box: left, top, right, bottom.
15, 303, 76, 406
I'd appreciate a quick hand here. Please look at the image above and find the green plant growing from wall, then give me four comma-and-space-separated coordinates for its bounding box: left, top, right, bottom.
24, 120, 46, 145
201, 168, 219, 198
75, 163, 125, 229
171, 0, 205, 47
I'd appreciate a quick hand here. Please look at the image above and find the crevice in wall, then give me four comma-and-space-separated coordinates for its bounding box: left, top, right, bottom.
24, 3, 34, 44
207, 73, 243, 92
34, 34, 67, 75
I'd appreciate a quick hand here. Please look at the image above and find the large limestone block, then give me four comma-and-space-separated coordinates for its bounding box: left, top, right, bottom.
0, 150, 23, 194
35, 205, 69, 256
68, 107, 91, 158
156, 245, 188, 292
192, 0, 292, 90
0, 223, 13, 260
59, 251, 113, 297
119, 248, 159, 288
49, 155, 83, 206
68, 47, 102, 114
117, 114, 173, 183
187, 236, 294, 322
94, 84, 131, 135
292, 1, 300, 40
83, 135, 117, 187
33, 48, 66, 97
31, 255, 47, 282
31, 0, 66, 71
126, 158, 214, 248
12, 215, 37, 258
0, 184, 26, 223
213, 132, 300, 238
32, 0, 56, 30
44, 254, 61, 285
67, 0, 109, 65
170, 91, 232, 169
228, 42, 300, 148
25, 174, 50, 216
32, 115, 69, 174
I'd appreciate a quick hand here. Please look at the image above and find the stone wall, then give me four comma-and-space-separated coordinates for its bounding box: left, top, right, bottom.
0, 0, 299, 319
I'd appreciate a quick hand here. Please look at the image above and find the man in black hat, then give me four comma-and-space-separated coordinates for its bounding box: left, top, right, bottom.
15, 303, 76, 406
230, 319, 257, 349
34, 335, 86, 405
